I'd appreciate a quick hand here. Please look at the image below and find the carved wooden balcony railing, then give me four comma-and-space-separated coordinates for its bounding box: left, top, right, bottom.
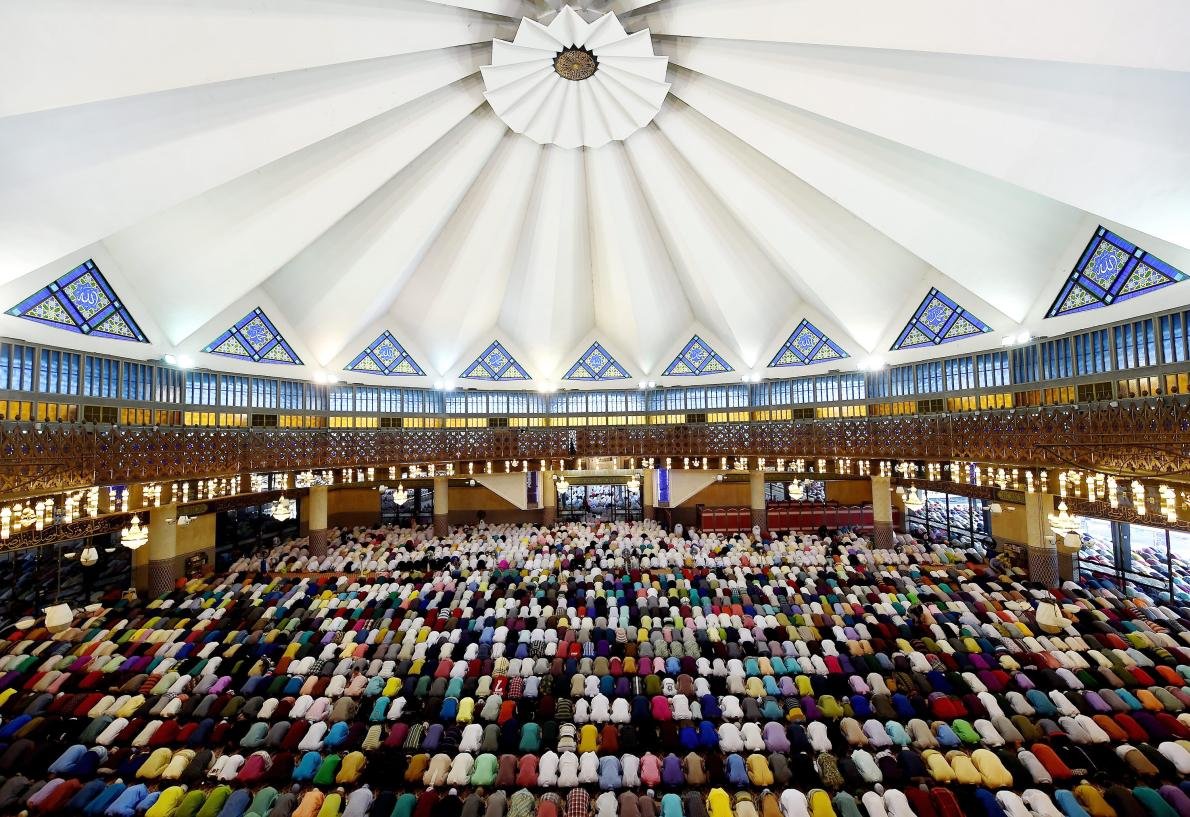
2, 397, 1188, 499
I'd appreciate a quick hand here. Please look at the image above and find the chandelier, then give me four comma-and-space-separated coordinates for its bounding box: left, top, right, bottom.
902, 487, 925, 512
626, 474, 641, 495
121, 515, 149, 550
393, 484, 410, 505
789, 480, 805, 501
271, 495, 296, 522
555, 476, 570, 495
1048, 500, 1081, 536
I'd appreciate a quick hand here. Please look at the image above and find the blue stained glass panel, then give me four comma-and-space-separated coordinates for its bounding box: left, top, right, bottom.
460, 341, 530, 381
203, 307, 301, 365
344, 331, 425, 376
1047, 226, 1187, 317
7, 259, 148, 342
662, 335, 733, 377
891, 288, 991, 350
769, 320, 848, 367
563, 342, 630, 381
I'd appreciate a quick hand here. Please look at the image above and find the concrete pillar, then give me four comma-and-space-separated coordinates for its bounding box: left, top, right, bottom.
642, 468, 656, 521
1024, 492, 1059, 586
433, 476, 449, 536
749, 470, 766, 530
542, 471, 557, 525
308, 485, 328, 557
146, 503, 178, 598
870, 475, 895, 548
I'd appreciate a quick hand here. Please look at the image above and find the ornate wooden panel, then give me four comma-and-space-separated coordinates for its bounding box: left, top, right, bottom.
0, 512, 134, 552
1065, 496, 1190, 534
0, 424, 94, 498
3, 397, 1189, 500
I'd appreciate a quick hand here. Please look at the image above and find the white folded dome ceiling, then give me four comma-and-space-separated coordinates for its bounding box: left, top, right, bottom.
1, 0, 1189, 387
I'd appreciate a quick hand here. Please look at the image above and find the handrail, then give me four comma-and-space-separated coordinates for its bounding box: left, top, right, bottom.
2, 395, 1188, 500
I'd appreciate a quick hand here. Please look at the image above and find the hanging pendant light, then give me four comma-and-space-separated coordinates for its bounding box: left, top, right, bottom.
271, 495, 296, 522
79, 545, 100, 567
789, 479, 805, 501
1047, 500, 1081, 536
902, 487, 925, 512
393, 484, 410, 505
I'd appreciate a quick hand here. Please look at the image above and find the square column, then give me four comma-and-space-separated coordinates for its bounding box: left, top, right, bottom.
870, 475, 895, 548
433, 475, 449, 536
307, 484, 328, 556
1024, 492, 1060, 587
542, 471, 557, 525
146, 503, 178, 598
749, 470, 766, 530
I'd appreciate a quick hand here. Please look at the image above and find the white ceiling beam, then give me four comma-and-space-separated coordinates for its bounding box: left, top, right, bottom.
0, 0, 514, 117
665, 65, 1084, 325
0, 45, 490, 286
108, 78, 488, 348
652, 99, 924, 353
499, 147, 595, 377
422, 0, 536, 19
270, 109, 510, 367
629, 0, 1190, 73
658, 36, 1190, 254
397, 133, 545, 375
622, 125, 799, 369
585, 141, 692, 376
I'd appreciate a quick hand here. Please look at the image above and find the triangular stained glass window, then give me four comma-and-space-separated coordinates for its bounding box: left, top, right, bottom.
1047, 226, 1187, 317
769, 320, 848, 367
891, 288, 991, 350
662, 335, 733, 376
7, 259, 148, 342
203, 307, 302, 365
345, 331, 425, 377
460, 341, 530, 381
563, 342, 631, 381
